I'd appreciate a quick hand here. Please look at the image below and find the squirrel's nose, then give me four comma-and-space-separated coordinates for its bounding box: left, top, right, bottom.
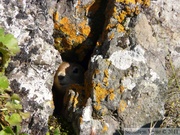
58, 75, 65, 81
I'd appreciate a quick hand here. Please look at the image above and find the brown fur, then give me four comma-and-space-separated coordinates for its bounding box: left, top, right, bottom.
53, 62, 84, 114
54, 62, 84, 94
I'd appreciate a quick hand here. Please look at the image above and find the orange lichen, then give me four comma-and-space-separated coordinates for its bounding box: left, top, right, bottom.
53, 15, 91, 52
125, 6, 132, 15
94, 104, 102, 110
103, 78, 108, 86
109, 93, 115, 101
120, 85, 125, 93
94, 83, 109, 103
117, 24, 125, 32
106, 23, 116, 31
118, 10, 127, 23
103, 69, 109, 86
143, 0, 150, 6
108, 32, 114, 40
78, 20, 91, 37
102, 123, 108, 132
116, 0, 136, 4
93, 83, 109, 110
135, 6, 140, 14
104, 69, 109, 77
112, 7, 118, 18
53, 11, 59, 24
118, 100, 127, 113
109, 89, 115, 101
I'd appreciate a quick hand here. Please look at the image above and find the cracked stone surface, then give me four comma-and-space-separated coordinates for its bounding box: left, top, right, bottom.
1, 0, 180, 134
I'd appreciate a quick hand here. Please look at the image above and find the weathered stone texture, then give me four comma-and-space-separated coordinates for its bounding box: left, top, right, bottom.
1, 0, 180, 134
0, 0, 61, 134
57, 0, 179, 134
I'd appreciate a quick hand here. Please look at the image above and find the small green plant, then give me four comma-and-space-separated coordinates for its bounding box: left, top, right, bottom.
0, 28, 30, 135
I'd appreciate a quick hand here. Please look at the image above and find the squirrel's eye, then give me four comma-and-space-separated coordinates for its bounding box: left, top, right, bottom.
73, 67, 79, 74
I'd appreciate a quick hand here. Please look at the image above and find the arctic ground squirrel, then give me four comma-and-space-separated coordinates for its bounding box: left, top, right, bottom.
53, 62, 85, 114
54, 62, 85, 94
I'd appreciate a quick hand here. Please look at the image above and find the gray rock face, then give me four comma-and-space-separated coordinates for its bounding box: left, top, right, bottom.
1, 0, 179, 134
0, 0, 61, 134
61, 0, 174, 134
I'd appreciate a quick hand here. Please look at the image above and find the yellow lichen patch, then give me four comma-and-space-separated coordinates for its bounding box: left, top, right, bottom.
117, 23, 125, 32
118, 10, 127, 23
53, 12, 58, 21
104, 69, 109, 77
116, 0, 136, 4
120, 85, 125, 93
106, 23, 116, 31
53, 15, 91, 52
94, 83, 109, 103
109, 93, 115, 101
143, 0, 150, 7
94, 104, 102, 110
118, 100, 127, 113
103, 78, 108, 86
103, 69, 109, 86
109, 89, 115, 101
108, 32, 114, 40
135, 6, 140, 15
78, 20, 91, 37
102, 123, 108, 132
125, 6, 132, 15
112, 7, 118, 18
94, 83, 109, 110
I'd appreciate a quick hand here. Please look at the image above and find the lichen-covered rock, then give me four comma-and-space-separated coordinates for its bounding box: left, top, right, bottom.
85, 0, 168, 133
53, 0, 106, 65
57, 0, 178, 134
1, 0, 179, 134
0, 0, 61, 134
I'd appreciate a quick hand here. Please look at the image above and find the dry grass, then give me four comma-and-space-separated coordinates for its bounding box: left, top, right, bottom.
161, 54, 180, 128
